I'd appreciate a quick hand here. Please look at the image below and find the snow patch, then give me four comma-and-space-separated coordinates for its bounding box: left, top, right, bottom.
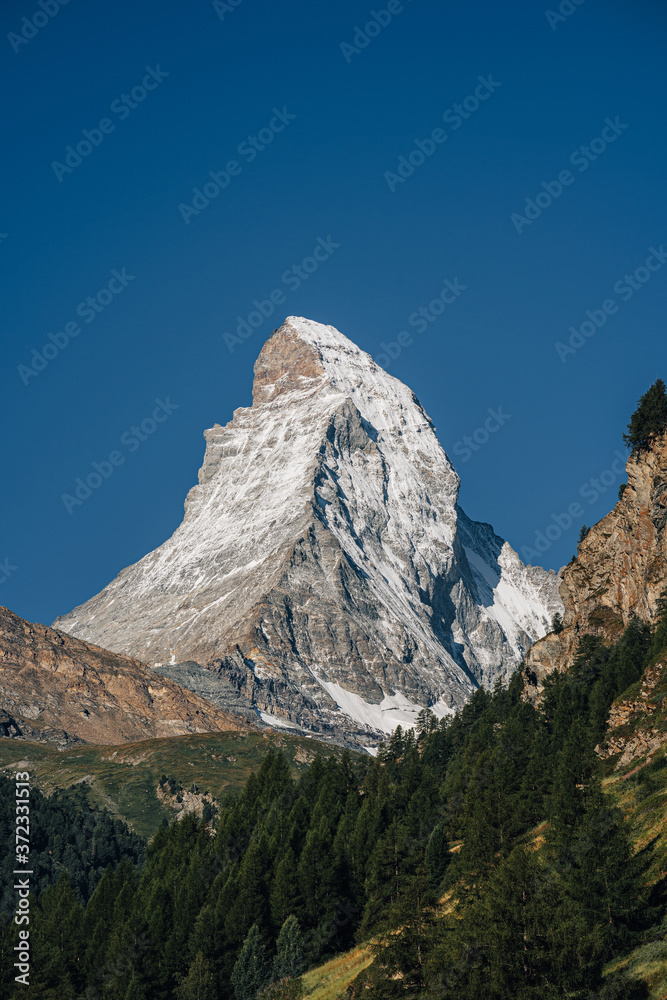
314, 677, 454, 735
259, 712, 300, 730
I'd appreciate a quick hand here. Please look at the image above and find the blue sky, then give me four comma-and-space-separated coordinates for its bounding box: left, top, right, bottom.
1, 0, 666, 626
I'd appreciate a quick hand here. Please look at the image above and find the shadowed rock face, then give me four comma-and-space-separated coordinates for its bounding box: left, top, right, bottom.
0, 606, 250, 745
54, 317, 561, 743
524, 430, 667, 698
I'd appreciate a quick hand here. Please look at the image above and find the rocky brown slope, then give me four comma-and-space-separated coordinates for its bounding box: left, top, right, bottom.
0, 606, 251, 746
525, 429, 667, 696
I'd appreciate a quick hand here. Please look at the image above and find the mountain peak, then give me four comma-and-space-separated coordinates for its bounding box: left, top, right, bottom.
252, 318, 328, 404
253, 316, 401, 406
54, 317, 562, 745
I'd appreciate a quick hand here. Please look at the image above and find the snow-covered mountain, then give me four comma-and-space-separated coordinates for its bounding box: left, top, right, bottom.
54, 317, 562, 745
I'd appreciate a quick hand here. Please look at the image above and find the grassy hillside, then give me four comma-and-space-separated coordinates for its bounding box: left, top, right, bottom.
297, 759, 667, 1000
0, 729, 344, 838
299, 672, 667, 1000
302, 945, 374, 1000
601, 731, 667, 997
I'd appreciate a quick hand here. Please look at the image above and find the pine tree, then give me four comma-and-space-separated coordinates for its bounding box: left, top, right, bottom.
231, 924, 271, 1000
175, 951, 218, 1000
544, 738, 651, 988
558, 779, 650, 959
416, 708, 438, 739
551, 612, 564, 634
463, 844, 556, 998
28, 875, 84, 998
359, 820, 410, 936
273, 915, 305, 980
124, 971, 148, 1000
424, 823, 451, 888
225, 840, 270, 944
366, 868, 437, 997
270, 848, 301, 927
623, 377, 667, 453
546, 719, 594, 852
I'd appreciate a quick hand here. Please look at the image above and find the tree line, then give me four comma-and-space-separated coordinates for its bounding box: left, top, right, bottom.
1, 595, 666, 998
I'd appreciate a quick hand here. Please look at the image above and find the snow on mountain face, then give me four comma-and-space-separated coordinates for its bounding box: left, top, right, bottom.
54, 317, 562, 745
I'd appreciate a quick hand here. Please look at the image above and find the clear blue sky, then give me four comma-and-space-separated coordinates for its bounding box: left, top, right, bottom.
2, 0, 666, 626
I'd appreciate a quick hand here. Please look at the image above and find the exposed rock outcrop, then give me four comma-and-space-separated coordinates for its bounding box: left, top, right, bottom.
596, 659, 667, 768
156, 776, 218, 824
525, 429, 667, 697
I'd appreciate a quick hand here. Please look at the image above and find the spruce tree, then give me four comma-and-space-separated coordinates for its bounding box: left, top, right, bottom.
225, 840, 270, 944
124, 971, 148, 1000
175, 951, 217, 1000
29, 875, 84, 998
464, 844, 556, 998
623, 377, 667, 452
359, 820, 411, 936
231, 924, 271, 1000
558, 779, 650, 959
424, 823, 450, 888
273, 915, 305, 980
544, 734, 651, 988
365, 869, 437, 997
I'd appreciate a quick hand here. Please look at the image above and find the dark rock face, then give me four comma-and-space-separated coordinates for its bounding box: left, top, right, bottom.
54, 318, 561, 744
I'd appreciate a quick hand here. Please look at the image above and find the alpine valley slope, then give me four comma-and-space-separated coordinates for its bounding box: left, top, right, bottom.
54, 318, 562, 745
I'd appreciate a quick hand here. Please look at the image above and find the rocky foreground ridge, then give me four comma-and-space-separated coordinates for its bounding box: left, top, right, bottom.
525, 429, 667, 697
54, 318, 561, 745
0, 606, 250, 746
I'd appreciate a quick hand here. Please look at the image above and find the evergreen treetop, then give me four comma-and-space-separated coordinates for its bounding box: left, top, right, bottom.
623, 378, 667, 453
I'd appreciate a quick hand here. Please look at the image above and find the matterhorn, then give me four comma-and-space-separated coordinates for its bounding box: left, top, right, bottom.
55, 317, 562, 745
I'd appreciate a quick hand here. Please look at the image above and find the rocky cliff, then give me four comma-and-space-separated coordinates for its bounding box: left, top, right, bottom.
54, 317, 562, 743
596, 656, 667, 768
0, 606, 250, 746
525, 429, 667, 696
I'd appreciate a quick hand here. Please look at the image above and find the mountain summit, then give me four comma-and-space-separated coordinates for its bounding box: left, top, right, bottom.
54, 317, 561, 743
